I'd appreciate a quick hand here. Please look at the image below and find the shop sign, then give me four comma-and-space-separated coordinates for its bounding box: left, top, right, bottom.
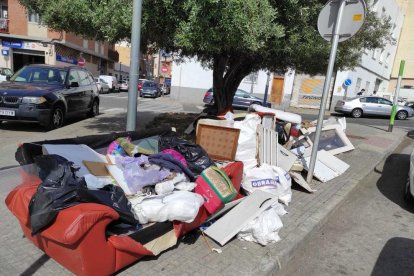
1, 49, 9, 56
56, 54, 78, 65
2, 40, 23, 49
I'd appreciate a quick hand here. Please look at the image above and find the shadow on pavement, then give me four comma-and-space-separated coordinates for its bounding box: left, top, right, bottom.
81, 111, 158, 133
407, 130, 414, 140
20, 254, 50, 276
371, 237, 414, 276
376, 153, 414, 213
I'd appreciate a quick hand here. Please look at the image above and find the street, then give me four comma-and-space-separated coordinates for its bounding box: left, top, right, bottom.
281, 137, 414, 276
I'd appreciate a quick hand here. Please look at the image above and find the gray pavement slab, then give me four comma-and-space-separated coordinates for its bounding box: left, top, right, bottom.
0, 122, 408, 275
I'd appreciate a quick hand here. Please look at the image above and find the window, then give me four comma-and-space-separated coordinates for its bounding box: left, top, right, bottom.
385, 53, 391, 65
100, 44, 104, 55
10, 66, 66, 84
28, 11, 40, 23
87, 72, 95, 84
372, 49, 378, 60
68, 70, 80, 85
83, 39, 88, 49
366, 97, 378, 104
235, 90, 247, 97
78, 70, 91, 86
355, 78, 362, 93
379, 50, 385, 63
365, 81, 370, 91
378, 98, 392, 105
359, 98, 367, 103
95, 41, 100, 53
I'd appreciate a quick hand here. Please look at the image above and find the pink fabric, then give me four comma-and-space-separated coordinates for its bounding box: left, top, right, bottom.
161, 149, 187, 167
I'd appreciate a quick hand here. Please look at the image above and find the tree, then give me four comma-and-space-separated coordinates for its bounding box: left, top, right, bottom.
20, 0, 392, 114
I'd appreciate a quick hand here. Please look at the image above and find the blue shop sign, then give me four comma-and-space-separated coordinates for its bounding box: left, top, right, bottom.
2, 40, 23, 49
1, 49, 9, 56
56, 54, 78, 65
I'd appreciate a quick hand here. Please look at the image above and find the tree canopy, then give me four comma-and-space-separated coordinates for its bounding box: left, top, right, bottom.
20, 0, 392, 112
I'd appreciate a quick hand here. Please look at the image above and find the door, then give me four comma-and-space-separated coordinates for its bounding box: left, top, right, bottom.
360, 97, 379, 115
270, 77, 284, 105
376, 98, 393, 116
63, 70, 82, 114
77, 69, 94, 110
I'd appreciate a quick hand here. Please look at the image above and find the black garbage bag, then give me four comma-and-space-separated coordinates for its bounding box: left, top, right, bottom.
158, 135, 215, 175
29, 154, 136, 235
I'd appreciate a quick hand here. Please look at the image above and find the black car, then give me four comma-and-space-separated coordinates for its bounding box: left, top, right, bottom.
0, 65, 100, 130
140, 81, 162, 98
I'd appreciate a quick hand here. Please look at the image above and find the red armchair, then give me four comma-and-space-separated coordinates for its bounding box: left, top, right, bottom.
5, 162, 243, 275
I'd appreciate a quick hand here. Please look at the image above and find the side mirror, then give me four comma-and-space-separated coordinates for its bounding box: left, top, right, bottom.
70, 82, 79, 88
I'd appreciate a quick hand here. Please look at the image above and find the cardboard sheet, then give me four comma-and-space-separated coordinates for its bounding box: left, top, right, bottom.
278, 145, 298, 172
83, 161, 110, 176
203, 190, 278, 246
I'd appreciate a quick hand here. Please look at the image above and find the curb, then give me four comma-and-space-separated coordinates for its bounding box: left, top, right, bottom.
273, 132, 407, 275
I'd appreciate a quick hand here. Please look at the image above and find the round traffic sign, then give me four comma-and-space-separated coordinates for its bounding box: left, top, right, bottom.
318, 0, 366, 42
343, 79, 352, 87
161, 65, 168, 73
78, 58, 86, 67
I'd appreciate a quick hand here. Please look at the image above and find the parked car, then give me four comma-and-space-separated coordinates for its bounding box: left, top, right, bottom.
99, 75, 119, 93
203, 88, 270, 109
138, 78, 147, 92
334, 96, 414, 120
119, 80, 129, 92
405, 147, 414, 203
94, 78, 110, 94
0, 68, 13, 83
0, 64, 100, 130
140, 81, 162, 98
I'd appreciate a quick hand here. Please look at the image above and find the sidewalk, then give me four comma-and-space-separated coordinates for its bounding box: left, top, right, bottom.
0, 122, 408, 275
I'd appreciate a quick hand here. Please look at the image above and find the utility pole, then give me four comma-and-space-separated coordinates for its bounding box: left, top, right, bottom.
126, 0, 142, 131
263, 72, 271, 106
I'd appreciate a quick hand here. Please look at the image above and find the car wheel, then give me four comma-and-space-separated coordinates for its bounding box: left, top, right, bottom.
351, 108, 363, 118
88, 100, 99, 117
396, 110, 408, 120
47, 106, 64, 130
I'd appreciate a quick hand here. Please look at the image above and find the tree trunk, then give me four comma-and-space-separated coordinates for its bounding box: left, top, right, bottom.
212, 54, 254, 115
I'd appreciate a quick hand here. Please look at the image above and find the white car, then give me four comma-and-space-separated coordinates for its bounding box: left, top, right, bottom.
94, 78, 110, 94
405, 147, 414, 202
0, 68, 13, 82
99, 75, 119, 93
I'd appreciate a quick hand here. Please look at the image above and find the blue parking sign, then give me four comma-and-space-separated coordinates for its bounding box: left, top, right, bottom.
1, 49, 9, 56
343, 79, 352, 87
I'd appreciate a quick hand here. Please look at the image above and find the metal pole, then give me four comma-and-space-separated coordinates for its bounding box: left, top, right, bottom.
263, 72, 271, 106
126, 0, 143, 131
306, 0, 346, 184
388, 60, 405, 132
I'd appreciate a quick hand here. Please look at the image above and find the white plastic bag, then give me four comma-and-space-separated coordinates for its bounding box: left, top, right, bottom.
233, 114, 261, 170
237, 202, 286, 246
130, 191, 204, 224
242, 164, 292, 205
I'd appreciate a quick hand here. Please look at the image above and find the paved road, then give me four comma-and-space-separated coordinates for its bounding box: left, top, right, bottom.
281, 137, 414, 276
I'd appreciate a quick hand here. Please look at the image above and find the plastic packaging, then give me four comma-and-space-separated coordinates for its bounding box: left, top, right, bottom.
84, 174, 113, 190
242, 164, 292, 205
130, 191, 204, 224
237, 202, 286, 246
233, 114, 261, 170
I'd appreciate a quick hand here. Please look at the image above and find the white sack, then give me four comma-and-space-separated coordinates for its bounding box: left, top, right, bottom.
242, 164, 292, 205
130, 191, 204, 224
233, 114, 261, 170
237, 203, 286, 246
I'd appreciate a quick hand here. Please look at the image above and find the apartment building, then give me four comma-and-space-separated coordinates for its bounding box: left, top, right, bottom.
0, 0, 118, 76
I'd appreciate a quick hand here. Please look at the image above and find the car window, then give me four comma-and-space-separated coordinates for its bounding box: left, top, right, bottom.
359, 98, 367, 103
11, 66, 66, 84
235, 90, 245, 97
87, 72, 95, 84
378, 98, 392, 105
365, 97, 379, 104
4, 68, 13, 76
68, 70, 80, 85
78, 70, 91, 86
143, 82, 155, 88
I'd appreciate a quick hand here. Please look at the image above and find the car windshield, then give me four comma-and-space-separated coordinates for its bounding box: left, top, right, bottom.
11, 66, 67, 84
143, 82, 156, 88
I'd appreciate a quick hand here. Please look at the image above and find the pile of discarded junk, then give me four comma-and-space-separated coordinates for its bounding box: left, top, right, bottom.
5, 104, 355, 275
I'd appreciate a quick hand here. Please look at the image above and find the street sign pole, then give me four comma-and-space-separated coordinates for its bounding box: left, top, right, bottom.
388, 60, 405, 132
263, 72, 271, 106
126, 0, 143, 131
306, 0, 347, 184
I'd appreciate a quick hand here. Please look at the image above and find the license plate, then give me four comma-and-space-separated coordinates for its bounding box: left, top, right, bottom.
0, 109, 15, 116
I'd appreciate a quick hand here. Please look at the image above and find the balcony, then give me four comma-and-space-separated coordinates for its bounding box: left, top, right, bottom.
0, 18, 9, 33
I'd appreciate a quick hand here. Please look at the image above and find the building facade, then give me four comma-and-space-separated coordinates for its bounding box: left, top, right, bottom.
389, 0, 414, 100
0, 0, 118, 76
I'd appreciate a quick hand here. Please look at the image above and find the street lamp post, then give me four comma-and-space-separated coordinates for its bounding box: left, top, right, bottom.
119, 62, 122, 81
